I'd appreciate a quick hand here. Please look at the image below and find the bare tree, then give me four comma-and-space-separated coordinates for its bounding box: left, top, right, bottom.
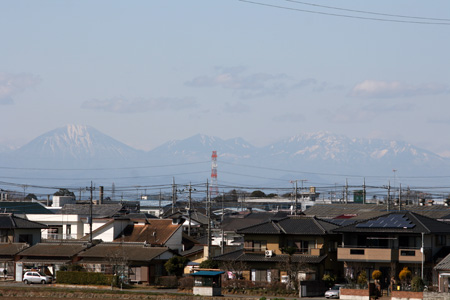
106, 245, 129, 289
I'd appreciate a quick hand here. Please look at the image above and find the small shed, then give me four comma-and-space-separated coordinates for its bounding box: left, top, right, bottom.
191, 270, 224, 296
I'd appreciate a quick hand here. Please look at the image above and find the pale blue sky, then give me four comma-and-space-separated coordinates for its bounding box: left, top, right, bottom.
1, 1, 449, 155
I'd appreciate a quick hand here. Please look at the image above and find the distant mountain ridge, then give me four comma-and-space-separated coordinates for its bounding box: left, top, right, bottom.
0, 124, 449, 188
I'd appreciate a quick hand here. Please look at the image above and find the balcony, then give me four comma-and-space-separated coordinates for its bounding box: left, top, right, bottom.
243, 246, 267, 253
338, 247, 430, 262
338, 247, 398, 262
42, 233, 77, 240
398, 248, 430, 263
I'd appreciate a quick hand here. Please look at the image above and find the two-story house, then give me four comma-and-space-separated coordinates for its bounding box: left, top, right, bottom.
334, 211, 450, 288
214, 215, 342, 284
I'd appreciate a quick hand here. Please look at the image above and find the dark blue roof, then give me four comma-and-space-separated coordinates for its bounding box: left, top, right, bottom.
191, 271, 224, 276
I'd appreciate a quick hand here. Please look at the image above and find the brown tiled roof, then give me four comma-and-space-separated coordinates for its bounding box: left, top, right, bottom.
78, 243, 169, 262
214, 249, 326, 264
18, 242, 88, 258
0, 243, 29, 256
114, 219, 181, 245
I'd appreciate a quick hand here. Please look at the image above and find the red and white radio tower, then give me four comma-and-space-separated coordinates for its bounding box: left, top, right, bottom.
210, 151, 219, 198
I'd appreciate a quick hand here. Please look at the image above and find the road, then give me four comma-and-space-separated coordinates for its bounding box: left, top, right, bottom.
0, 280, 329, 299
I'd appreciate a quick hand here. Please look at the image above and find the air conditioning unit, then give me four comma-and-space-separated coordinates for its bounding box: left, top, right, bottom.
265, 250, 273, 257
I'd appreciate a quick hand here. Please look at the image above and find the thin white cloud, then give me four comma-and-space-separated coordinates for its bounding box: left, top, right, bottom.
223, 102, 251, 113
0, 72, 41, 104
81, 97, 198, 113
186, 67, 327, 99
350, 80, 449, 98
272, 113, 306, 123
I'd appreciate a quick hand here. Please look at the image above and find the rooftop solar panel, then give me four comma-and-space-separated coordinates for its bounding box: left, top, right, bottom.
356, 214, 415, 229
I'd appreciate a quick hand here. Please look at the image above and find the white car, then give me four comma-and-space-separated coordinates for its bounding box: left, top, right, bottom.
325, 284, 344, 299
23, 271, 53, 284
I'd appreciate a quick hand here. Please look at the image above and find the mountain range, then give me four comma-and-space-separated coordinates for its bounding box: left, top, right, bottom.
0, 125, 449, 196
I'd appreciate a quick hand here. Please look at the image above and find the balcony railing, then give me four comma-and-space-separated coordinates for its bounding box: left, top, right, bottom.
244, 246, 268, 252
243, 247, 323, 255
42, 233, 77, 240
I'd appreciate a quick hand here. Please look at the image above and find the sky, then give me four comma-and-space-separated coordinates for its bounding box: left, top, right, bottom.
1, 1, 449, 156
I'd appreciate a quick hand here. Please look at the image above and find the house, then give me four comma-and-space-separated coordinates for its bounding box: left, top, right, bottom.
0, 243, 28, 279
334, 211, 450, 289
77, 242, 173, 284
215, 215, 341, 287
434, 253, 450, 292
15, 241, 90, 281
113, 218, 183, 253
217, 211, 289, 248
26, 204, 138, 242
0, 213, 47, 245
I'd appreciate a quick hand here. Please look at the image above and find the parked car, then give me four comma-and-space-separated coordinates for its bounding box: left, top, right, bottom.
325, 284, 344, 299
23, 271, 53, 284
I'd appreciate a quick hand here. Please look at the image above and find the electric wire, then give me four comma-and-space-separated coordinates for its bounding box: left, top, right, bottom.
280, 0, 450, 22
239, 0, 450, 25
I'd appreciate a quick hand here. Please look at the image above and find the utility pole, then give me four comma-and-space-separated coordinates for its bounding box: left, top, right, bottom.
188, 182, 192, 237
294, 181, 298, 215
221, 191, 225, 255
387, 181, 391, 212
172, 178, 177, 214
159, 189, 162, 219
86, 181, 95, 244
206, 180, 211, 259
399, 183, 402, 211
345, 179, 348, 204
363, 178, 366, 205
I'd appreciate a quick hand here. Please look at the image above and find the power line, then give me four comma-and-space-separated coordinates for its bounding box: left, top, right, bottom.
239, 0, 450, 25
0, 161, 209, 171
280, 0, 450, 22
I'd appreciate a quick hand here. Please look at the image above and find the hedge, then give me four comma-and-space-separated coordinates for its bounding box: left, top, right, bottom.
56, 271, 118, 286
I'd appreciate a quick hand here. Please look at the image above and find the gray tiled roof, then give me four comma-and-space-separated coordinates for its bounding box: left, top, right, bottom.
222, 211, 288, 232
78, 243, 169, 262
304, 203, 450, 221
0, 214, 47, 229
61, 203, 125, 218
237, 215, 339, 235
214, 249, 326, 264
181, 244, 204, 256
0, 202, 53, 215
18, 242, 88, 258
435, 253, 450, 270
334, 211, 450, 234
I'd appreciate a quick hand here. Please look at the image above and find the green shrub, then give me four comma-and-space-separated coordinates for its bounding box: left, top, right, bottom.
155, 275, 178, 288
411, 276, 425, 292
357, 272, 368, 289
56, 271, 117, 286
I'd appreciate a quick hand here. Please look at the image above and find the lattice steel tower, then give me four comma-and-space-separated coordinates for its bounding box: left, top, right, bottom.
210, 151, 219, 198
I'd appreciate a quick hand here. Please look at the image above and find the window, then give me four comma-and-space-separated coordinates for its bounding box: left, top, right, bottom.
350, 249, 364, 255
286, 239, 310, 254
18, 234, 32, 244
436, 235, 446, 246
244, 240, 267, 252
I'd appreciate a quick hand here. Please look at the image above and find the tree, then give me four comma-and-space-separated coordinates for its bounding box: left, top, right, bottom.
54, 188, 75, 197
357, 271, 368, 289
411, 276, 425, 292
164, 256, 189, 277
372, 270, 382, 281
250, 190, 266, 198
199, 259, 219, 269
399, 267, 412, 289
278, 246, 305, 292
25, 193, 37, 200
